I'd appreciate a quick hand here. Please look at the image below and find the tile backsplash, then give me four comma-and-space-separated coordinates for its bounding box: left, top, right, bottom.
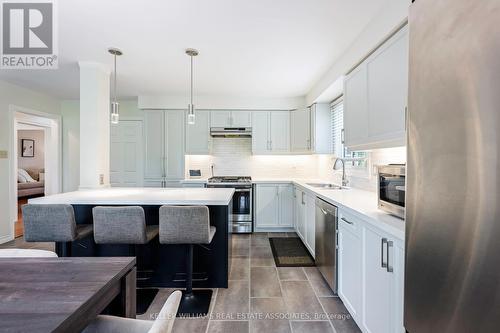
185, 138, 406, 192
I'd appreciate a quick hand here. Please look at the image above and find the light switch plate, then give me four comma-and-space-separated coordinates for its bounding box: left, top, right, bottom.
0, 150, 8, 159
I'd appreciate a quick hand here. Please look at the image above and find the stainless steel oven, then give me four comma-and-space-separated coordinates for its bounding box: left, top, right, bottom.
207, 176, 253, 233
377, 164, 405, 219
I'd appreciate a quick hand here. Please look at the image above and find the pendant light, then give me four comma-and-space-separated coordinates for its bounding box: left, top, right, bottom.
186, 48, 199, 125
108, 47, 123, 124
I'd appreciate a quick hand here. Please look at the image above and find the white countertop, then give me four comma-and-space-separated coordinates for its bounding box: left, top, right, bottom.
252, 178, 405, 240
28, 187, 235, 206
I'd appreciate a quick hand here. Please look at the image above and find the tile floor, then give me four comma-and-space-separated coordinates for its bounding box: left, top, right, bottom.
0, 232, 361, 333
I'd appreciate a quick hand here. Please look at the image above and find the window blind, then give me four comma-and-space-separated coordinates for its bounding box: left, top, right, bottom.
330, 98, 344, 157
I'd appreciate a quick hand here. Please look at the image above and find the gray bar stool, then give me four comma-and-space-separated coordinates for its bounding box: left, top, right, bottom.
92, 206, 159, 245
159, 205, 216, 317
22, 204, 93, 257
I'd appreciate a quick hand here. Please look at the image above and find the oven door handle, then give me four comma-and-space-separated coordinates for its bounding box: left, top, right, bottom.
234, 189, 251, 192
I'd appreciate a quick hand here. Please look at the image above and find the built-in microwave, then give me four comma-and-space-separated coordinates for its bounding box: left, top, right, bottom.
377, 164, 405, 219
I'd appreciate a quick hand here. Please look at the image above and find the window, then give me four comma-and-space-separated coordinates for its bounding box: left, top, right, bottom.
330, 98, 344, 158
330, 97, 369, 170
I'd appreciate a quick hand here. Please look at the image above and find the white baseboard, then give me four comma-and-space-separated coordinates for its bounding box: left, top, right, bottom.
0, 234, 14, 245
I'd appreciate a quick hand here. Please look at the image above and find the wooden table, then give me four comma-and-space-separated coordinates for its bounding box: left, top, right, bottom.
0, 257, 136, 333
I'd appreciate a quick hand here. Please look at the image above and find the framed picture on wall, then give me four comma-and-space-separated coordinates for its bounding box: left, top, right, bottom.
21, 139, 35, 157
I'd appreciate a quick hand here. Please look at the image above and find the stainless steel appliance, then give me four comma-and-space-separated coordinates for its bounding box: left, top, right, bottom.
210, 127, 252, 137
377, 164, 405, 219
406, 1, 500, 332
207, 176, 252, 233
315, 197, 338, 293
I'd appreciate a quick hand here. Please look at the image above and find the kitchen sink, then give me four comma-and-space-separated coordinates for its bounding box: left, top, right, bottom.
306, 183, 346, 190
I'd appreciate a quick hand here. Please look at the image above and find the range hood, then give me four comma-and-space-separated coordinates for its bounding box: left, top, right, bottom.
210, 127, 252, 138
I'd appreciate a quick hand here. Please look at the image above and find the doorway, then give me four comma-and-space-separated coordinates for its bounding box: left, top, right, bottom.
9, 106, 62, 241
16, 124, 47, 237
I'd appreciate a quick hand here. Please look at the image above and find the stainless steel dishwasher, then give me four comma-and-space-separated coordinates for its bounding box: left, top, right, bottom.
315, 197, 338, 293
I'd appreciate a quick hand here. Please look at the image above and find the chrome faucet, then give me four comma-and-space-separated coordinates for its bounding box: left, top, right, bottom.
333, 158, 349, 187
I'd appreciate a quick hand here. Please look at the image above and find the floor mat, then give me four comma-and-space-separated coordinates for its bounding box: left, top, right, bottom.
269, 237, 315, 267
136, 288, 160, 315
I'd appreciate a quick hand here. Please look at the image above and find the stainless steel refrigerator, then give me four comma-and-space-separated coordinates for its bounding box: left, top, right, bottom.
405, 0, 500, 332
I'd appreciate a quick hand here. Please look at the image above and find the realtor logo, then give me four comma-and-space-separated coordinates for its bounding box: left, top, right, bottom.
1, 0, 58, 69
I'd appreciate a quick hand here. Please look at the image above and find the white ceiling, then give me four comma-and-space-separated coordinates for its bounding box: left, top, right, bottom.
0, 0, 388, 99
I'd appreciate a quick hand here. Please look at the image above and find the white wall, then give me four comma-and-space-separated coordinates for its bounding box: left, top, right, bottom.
60, 100, 80, 192
316, 146, 407, 191
18, 129, 45, 171
185, 138, 319, 179
0, 80, 61, 243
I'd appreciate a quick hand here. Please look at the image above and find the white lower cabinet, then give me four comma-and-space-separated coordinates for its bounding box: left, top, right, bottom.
304, 192, 315, 257
337, 209, 405, 333
292, 186, 315, 258
338, 213, 362, 321
294, 187, 306, 240
255, 184, 294, 229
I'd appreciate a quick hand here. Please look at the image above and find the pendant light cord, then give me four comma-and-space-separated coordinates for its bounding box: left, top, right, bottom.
190, 55, 193, 106
114, 54, 117, 104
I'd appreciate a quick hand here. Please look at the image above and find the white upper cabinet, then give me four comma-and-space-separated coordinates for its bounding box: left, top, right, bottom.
344, 25, 408, 150
231, 111, 252, 127
310, 103, 332, 154
344, 63, 369, 147
252, 112, 270, 154
270, 111, 290, 152
290, 108, 311, 153
290, 104, 331, 154
185, 110, 210, 154
252, 111, 290, 154
210, 111, 231, 127
367, 25, 408, 144
210, 110, 252, 128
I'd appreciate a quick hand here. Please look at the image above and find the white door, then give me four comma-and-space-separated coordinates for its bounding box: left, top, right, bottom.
252, 112, 270, 154
367, 26, 408, 143
279, 184, 294, 227
231, 111, 252, 127
344, 64, 368, 147
144, 110, 164, 180
110, 120, 143, 187
164, 110, 185, 180
290, 109, 311, 152
363, 226, 392, 333
211, 111, 231, 127
270, 111, 290, 152
255, 184, 279, 227
338, 220, 362, 320
186, 110, 210, 154
305, 193, 315, 256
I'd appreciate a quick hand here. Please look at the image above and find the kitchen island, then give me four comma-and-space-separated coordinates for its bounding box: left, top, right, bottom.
28, 187, 234, 288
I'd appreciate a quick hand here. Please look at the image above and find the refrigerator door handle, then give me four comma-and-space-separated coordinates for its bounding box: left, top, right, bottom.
381, 238, 388, 268
386, 240, 394, 273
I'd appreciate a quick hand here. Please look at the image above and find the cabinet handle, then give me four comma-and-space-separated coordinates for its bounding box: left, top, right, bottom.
386, 240, 394, 273
341, 217, 353, 225
301, 192, 305, 205
381, 238, 387, 268
270, 140, 273, 150
341, 129, 345, 144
